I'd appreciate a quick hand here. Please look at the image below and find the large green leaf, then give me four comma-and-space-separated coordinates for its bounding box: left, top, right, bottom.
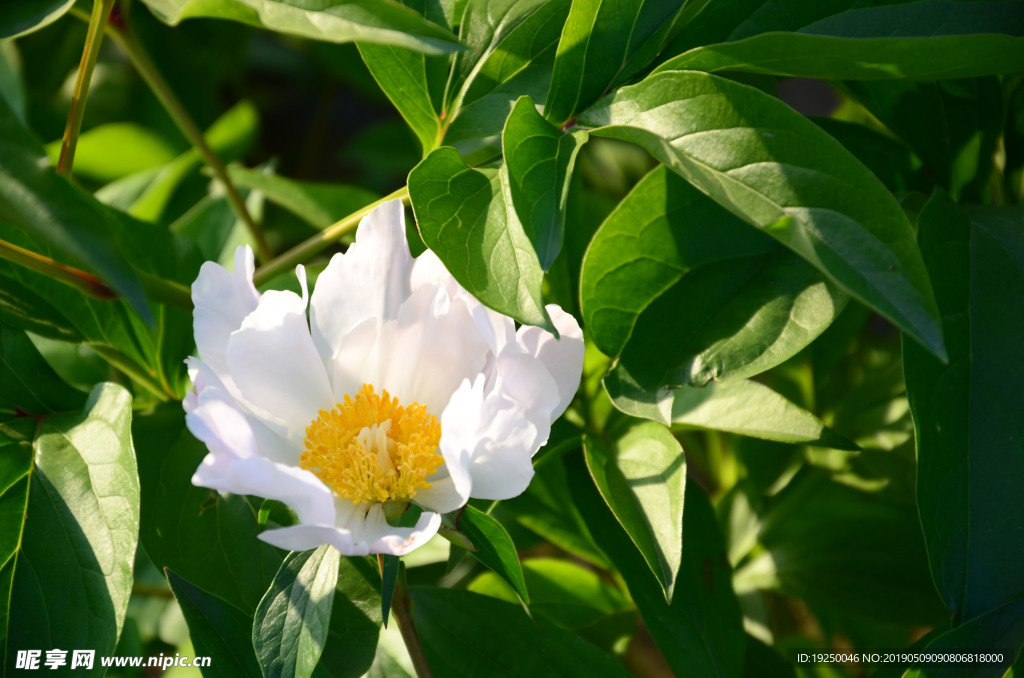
134, 405, 284, 615
904, 194, 1024, 620
138, 0, 463, 54
502, 96, 587, 269
253, 546, 341, 678
167, 569, 263, 678
0, 98, 149, 322
5, 384, 138, 676
501, 452, 610, 569
584, 423, 685, 602
581, 166, 846, 388
568, 460, 745, 678
577, 71, 945, 360
0, 325, 85, 415
443, 0, 570, 144
655, 1, 1024, 81
457, 505, 529, 603
544, 0, 686, 125
410, 587, 630, 677
0, 0, 74, 39
736, 470, 948, 632
903, 598, 1024, 678
225, 166, 377, 230
408, 146, 552, 329
313, 556, 382, 678
605, 374, 856, 450
0, 417, 34, 673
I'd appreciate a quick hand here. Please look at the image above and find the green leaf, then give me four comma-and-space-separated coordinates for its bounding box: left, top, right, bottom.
380, 554, 399, 627
410, 587, 630, 677
0, 273, 81, 342
166, 568, 263, 678
904, 194, 1024, 620
544, 0, 686, 125
457, 505, 529, 603
811, 118, 929, 195
0, 417, 34, 671
6, 384, 139, 675
606, 374, 857, 450
468, 557, 631, 630
567, 459, 745, 678
443, 0, 570, 144
44, 123, 180, 183
408, 146, 552, 330
134, 405, 284, 614
502, 96, 587, 269
581, 165, 847, 388
578, 71, 945, 360
253, 545, 341, 678
139, 0, 463, 54
357, 0, 447, 156
502, 452, 610, 569
0, 0, 74, 39
737, 470, 948, 630
655, 2, 1024, 81
0, 98, 150, 322
584, 423, 685, 602
903, 598, 1024, 678
0, 325, 85, 415
313, 556, 383, 678
225, 165, 377, 230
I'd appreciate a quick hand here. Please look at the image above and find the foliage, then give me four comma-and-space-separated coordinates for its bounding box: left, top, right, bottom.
1, 0, 1022, 676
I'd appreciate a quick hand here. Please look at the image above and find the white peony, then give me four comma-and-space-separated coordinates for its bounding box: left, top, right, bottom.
183, 200, 584, 556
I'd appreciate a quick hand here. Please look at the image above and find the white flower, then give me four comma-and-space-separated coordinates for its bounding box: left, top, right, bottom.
183, 200, 584, 556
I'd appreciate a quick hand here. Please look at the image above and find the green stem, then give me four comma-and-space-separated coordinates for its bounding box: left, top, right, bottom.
0, 238, 193, 310
392, 576, 433, 678
253, 186, 410, 287
57, 0, 117, 177
89, 345, 175, 401
0, 238, 117, 300
70, 7, 273, 264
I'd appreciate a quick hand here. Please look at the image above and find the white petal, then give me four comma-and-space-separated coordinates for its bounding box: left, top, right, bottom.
192, 246, 259, 392
328, 317, 380, 403
310, 200, 413, 382
186, 396, 335, 525
373, 285, 490, 416
441, 375, 540, 501
258, 504, 441, 557
226, 277, 333, 443
515, 304, 584, 419
411, 249, 515, 355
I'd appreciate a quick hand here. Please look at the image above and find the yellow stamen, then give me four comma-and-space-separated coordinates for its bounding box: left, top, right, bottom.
301, 384, 443, 504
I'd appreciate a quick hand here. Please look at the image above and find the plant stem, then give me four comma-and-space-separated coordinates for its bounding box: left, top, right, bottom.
89, 345, 175, 401
0, 238, 193, 310
70, 6, 273, 264
57, 0, 117, 177
391, 575, 433, 678
0, 238, 116, 300
253, 186, 410, 286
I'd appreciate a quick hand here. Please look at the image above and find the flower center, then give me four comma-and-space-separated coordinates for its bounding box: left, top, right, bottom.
301, 384, 443, 504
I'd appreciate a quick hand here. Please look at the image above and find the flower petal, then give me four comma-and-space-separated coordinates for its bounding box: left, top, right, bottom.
373, 285, 490, 416
441, 374, 543, 501
310, 199, 413, 383
257, 504, 441, 556
515, 304, 584, 419
192, 246, 259, 393
187, 396, 335, 526
226, 267, 333, 442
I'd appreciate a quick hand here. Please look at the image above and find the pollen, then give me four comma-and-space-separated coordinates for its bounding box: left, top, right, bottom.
300, 384, 443, 504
